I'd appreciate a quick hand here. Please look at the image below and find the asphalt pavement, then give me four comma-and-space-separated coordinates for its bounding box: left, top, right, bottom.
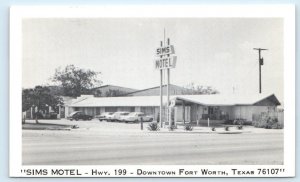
22, 119, 283, 165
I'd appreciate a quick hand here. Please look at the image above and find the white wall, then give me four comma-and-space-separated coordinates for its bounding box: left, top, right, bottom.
175, 106, 191, 122
232, 106, 271, 121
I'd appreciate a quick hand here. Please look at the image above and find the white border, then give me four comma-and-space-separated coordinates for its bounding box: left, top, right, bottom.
10, 5, 295, 177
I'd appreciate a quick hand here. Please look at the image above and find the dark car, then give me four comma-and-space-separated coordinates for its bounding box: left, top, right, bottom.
33, 111, 58, 119
44, 112, 58, 119
67, 111, 93, 121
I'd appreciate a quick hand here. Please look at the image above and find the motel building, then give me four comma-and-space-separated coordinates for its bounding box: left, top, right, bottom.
63, 37, 281, 125
64, 87, 281, 125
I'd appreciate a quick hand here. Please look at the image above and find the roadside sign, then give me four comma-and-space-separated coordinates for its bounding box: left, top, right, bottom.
156, 45, 175, 56
155, 35, 177, 128
154, 56, 177, 70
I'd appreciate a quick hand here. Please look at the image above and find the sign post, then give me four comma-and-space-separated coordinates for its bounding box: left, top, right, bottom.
155, 30, 176, 128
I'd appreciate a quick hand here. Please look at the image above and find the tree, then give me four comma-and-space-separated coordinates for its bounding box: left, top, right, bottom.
104, 89, 127, 97
52, 65, 102, 97
22, 86, 63, 124
183, 82, 219, 95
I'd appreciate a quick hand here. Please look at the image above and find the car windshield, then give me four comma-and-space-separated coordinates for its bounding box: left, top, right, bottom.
69, 111, 80, 116
128, 112, 138, 116
120, 113, 129, 115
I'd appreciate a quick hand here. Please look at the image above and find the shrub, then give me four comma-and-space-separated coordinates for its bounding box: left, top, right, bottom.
169, 125, 177, 131
72, 125, 79, 129
237, 125, 243, 130
233, 119, 246, 125
243, 121, 253, 125
254, 115, 282, 129
224, 126, 230, 131
147, 123, 160, 131
211, 127, 216, 131
184, 125, 193, 131
272, 123, 284, 129
224, 120, 233, 125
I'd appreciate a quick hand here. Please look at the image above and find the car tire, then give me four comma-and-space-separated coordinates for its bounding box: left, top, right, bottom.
149, 118, 153, 122
75, 118, 79, 121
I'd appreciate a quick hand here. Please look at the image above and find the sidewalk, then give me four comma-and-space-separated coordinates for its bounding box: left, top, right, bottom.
22, 119, 283, 134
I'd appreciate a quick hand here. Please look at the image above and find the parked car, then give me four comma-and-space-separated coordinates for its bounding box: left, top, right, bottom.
121, 112, 153, 123
67, 111, 93, 121
95, 112, 114, 121
33, 111, 58, 119
105, 112, 115, 121
44, 112, 58, 119
110, 112, 130, 122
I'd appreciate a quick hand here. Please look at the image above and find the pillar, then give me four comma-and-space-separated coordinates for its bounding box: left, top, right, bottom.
65, 106, 69, 118
30, 107, 33, 119
183, 101, 185, 124
57, 105, 61, 119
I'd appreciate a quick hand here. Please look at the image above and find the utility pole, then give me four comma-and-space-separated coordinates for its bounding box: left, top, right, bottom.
160, 40, 163, 128
253, 48, 268, 93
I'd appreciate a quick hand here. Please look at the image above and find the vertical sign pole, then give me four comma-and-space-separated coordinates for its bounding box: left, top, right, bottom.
167, 69, 170, 127
160, 41, 163, 128
258, 50, 261, 94
163, 29, 167, 128
156, 29, 176, 128
167, 38, 170, 128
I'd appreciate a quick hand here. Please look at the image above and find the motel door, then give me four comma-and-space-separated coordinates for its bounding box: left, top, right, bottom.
185, 106, 191, 122
174, 106, 191, 122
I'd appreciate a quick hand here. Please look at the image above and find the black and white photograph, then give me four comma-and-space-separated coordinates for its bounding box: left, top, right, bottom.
9, 5, 295, 177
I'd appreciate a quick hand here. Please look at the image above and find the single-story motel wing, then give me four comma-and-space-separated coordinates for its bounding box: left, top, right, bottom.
65, 93, 281, 124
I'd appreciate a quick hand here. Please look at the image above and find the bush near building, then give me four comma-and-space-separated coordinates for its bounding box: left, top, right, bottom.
147, 123, 160, 131
184, 124, 193, 131
253, 114, 283, 129
224, 119, 252, 126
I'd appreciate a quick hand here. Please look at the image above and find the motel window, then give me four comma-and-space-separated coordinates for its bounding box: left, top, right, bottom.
96, 108, 101, 115
105, 107, 118, 112
141, 107, 155, 115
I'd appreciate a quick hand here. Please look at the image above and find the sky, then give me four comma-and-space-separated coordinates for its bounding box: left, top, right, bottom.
22, 18, 283, 102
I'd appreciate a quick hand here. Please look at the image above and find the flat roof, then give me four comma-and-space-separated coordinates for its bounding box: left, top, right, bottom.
68, 93, 280, 107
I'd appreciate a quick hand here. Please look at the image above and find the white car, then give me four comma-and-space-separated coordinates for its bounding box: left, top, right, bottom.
111, 112, 130, 122
121, 112, 153, 123
95, 112, 114, 121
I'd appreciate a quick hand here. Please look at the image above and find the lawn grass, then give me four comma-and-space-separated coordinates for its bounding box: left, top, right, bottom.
22, 123, 74, 130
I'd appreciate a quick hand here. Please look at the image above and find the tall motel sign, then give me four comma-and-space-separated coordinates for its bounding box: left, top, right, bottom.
154, 31, 177, 128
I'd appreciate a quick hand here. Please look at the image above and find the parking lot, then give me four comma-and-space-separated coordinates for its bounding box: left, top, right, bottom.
22, 119, 283, 165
